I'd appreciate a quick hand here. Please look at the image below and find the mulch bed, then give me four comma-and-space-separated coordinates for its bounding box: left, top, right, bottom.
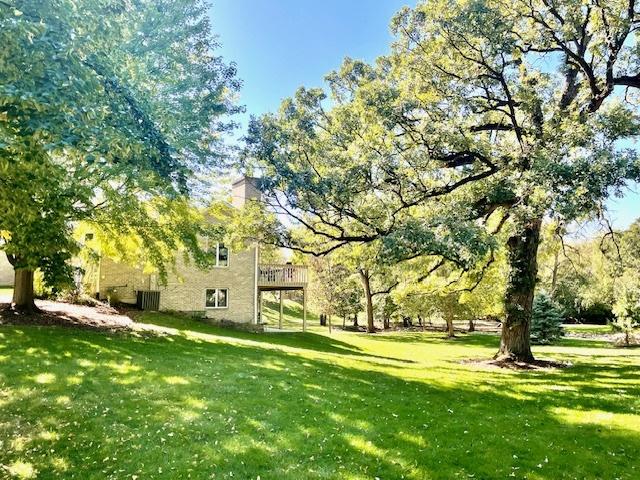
0, 300, 135, 333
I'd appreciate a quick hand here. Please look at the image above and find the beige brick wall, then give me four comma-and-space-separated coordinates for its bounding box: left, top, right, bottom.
0, 252, 13, 286
97, 258, 152, 304
97, 246, 258, 324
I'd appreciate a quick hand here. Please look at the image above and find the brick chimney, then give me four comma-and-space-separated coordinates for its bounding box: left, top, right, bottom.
231, 176, 261, 209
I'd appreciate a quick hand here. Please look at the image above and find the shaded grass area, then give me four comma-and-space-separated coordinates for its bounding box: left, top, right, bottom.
0, 313, 639, 479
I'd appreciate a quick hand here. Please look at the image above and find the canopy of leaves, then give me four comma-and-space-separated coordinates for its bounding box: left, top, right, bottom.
0, 0, 240, 287
308, 256, 362, 319
244, 0, 640, 302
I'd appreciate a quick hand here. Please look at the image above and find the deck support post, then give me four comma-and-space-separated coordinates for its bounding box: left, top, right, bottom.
279, 290, 283, 330
302, 288, 307, 332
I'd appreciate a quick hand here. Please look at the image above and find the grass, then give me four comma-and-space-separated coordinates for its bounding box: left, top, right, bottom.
563, 323, 614, 335
1, 312, 639, 479
261, 294, 322, 331
0, 287, 12, 297
260, 296, 477, 333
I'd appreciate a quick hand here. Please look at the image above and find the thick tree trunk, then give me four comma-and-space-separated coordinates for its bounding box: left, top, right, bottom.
445, 317, 455, 338
359, 269, 375, 333
496, 217, 543, 362
353, 313, 358, 327
12, 268, 37, 312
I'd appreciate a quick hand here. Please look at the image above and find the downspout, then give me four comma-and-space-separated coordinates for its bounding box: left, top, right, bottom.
96, 256, 102, 299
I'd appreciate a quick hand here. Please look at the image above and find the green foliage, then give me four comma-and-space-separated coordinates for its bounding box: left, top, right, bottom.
245, 0, 640, 355
390, 1, 639, 347
387, 240, 506, 326
380, 295, 400, 325
308, 255, 362, 319
219, 200, 283, 257
334, 276, 362, 321
610, 223, 640, 340
243, 48, 497, 269
536, 218, 640, 332
612, 274, 640, 334
32, 270, 52, 299
536, 222, 614, 323
0, 0, 239, 291
531, 292, 565, 345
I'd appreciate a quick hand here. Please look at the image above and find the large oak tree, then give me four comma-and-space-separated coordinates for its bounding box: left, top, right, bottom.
391, 0, 640, 360
246, 0, 640, 361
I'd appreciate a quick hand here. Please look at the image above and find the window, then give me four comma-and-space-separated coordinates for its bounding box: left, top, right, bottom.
208, 241, 229, 267
217, 243, 229, 267
206, 288, 228, 309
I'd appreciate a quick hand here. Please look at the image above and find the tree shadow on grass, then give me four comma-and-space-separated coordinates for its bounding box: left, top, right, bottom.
370, 331, 502, 348
133, 311, 416, 364
0, 325, 639, 479
372, 330, 617, 352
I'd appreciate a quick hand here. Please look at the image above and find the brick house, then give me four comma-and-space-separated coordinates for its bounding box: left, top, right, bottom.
92, 177, 308, 329
0, 252, 14, 286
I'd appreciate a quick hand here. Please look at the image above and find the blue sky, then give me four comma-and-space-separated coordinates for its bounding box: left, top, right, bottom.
211, 0, 409, 123
210, 0, 639, 230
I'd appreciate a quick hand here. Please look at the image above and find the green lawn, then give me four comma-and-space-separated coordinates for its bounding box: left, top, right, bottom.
563, 324, 614, 335
1, 313, 639, 479
261, 295, 325, 331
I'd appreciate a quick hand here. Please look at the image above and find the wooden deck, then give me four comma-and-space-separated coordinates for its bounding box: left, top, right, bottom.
258, 264, 308, 290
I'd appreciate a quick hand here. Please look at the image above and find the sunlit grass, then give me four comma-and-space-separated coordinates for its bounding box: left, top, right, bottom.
0, 286, 13, 298
261, 294, 322, 330
0, 313, 639, 479
563, 323, 613, 335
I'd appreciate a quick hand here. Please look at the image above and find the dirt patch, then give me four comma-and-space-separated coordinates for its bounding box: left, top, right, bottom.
462, 357, 572, 371
0, 299, 134, 332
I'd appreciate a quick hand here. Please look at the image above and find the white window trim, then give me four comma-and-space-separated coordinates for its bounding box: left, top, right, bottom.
205, 288, 229, 309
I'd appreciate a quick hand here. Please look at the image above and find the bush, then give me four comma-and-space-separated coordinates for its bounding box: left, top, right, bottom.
33, 270, 54, 299
576, 302, 614, 325
531, 292, 564, 344
612, 277, 640, 346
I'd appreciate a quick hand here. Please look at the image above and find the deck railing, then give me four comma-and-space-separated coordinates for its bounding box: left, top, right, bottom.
258, 264, 308, 286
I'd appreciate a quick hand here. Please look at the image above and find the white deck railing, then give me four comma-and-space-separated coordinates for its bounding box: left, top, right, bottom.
258, 264, 308, 286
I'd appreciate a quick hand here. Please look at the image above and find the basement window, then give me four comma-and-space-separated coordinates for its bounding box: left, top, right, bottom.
205, 288, 228, 309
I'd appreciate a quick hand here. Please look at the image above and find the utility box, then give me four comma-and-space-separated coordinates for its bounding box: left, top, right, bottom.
136, 290, 160, 311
